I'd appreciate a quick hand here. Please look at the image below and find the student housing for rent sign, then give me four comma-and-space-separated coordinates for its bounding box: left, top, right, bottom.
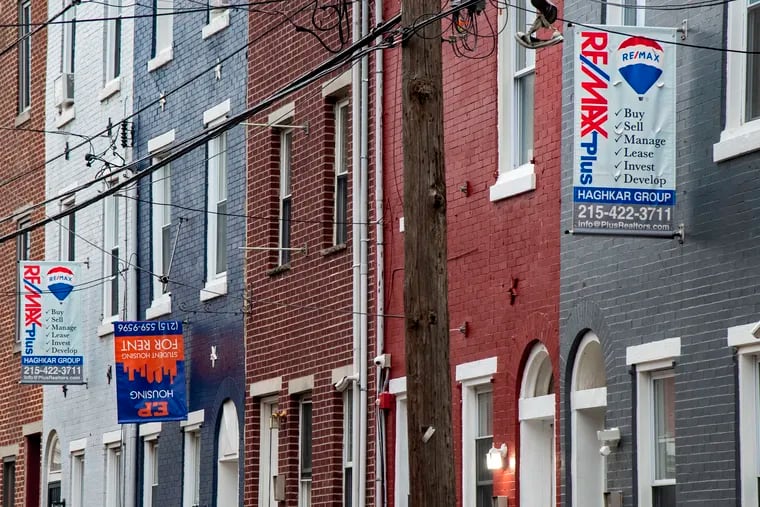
573, 26, 677, 236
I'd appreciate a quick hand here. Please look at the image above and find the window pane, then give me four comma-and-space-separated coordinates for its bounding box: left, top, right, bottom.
3, 461, 15, 507
653, 484, 676, 507
336, 175, 348, 245
216, 200, 227, 274
623, 0, 638, 26
747, 6, 760, 121
111, 247, 119, 315
517, 71, 535, 166
475, 437, 493, 507
67, 213, 76, 262
477, 391, 492, 437
280, 198, 291, 265
653, 375, 675, 481
300, 402, 312, 477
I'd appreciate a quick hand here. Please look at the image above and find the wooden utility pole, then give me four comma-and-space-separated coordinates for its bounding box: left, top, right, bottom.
401, 0, 456, 504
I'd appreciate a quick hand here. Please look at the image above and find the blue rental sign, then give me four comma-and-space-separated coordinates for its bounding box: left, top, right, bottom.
114, 321, 187, 423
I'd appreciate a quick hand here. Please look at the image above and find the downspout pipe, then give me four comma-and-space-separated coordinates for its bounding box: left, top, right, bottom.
351, 0, 363, 505
373, 0, 386, 505
359, 0, 370, 503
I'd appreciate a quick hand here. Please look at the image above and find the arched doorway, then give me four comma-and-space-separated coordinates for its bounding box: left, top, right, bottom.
45, 433, 61, 507
217, 400, 239, 507
519, 343, 556, 506
570, 332, 607, 507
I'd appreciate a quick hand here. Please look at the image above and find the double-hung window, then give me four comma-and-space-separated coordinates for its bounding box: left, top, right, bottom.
298, 398, 312, 507
181, 410, 203, 507
333, 99, 349, 245
715, 0, 760, 161
60, 201, 76, 262
152, 163, 171, 301
2, 459, 15, 507
342, 388, 353, 507
457, 357, 498, 507
492, 0, 535, 201
627, 337, 680, 507
62, 4, 76, 75
105, 439, 122, 507
103, 0, 122, 84
278, 129, 293, 265
143, 438, 159, 506
152, 0, 173, 61
70, 450, 84, 507
606, 0, 645, 26
104, 194, 120, 319
206, 134, 228, 283
18, 0, 31, 113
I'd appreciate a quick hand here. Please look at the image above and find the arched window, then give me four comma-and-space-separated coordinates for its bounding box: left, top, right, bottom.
570, 332, 607, 507
217, 400, 239, 507
519, 343, 556, 506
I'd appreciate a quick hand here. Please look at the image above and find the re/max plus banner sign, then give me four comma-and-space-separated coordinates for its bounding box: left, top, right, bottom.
114, 321, 187, 423
573, 26, 677, 236
20, 262, 84, 384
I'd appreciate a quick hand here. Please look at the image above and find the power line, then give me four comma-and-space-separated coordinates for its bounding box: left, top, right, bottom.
0, 14, 401, 245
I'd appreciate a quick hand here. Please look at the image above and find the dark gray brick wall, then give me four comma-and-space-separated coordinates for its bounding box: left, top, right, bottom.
132, 5, 247, 507
560, 1, 749, 506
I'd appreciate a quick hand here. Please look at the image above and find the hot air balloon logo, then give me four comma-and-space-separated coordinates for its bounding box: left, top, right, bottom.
47, 266, 75, 302
617, 36, 665, 99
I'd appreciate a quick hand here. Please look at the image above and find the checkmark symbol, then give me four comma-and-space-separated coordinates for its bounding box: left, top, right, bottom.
615, 135, 623, 142
614, 161, 622, 169
615, 148, 623, 155
613, 171, 621, 182
615, 122, 623, 130
615, 108, 623, 116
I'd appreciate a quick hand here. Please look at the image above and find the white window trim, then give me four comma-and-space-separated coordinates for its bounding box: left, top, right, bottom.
203, 99, 231, 127
298, 398, 312, 507
278, 128, 293, 266
250, 376, 283, 398
181, 410, 203, 507
606, 0, 646, 26
389, 378, 408, 507
70, 449, 85, 507
148, 137, 172, 317
142, 423, 161, 507
715, 1, 760, 161
258, 396, 280, 507
333, 99, 349, 245
202, 130, 228, 299
149, 0, 173, 71
628, 339, 680, 506
202, 8, 230, 39
457, 358, 497, 506
102, 189, 121, 325
729, 323, 760, 505
104, 439, 122, 507
288, 375, 314, 395
493, 6, 536, 202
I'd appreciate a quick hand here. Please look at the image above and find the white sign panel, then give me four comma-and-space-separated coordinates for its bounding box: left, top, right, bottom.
19, 261, 84, 384
573, 26, 677, 235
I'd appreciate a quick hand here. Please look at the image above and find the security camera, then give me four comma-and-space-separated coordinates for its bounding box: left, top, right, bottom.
373, 354, 391, 369
599, 445, 611, 457
751, 320, 760, 339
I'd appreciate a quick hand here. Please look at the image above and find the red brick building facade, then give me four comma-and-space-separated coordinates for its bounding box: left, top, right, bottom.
380, 1, 563, 505
0, 0, 48, 504
243, 2, 377, 506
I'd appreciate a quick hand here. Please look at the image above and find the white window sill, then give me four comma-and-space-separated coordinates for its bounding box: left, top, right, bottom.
97, 321, 115, 337
200, 275, 227, 301
14, 109, 31, 127
489, 163, 536, 202
202, 10, 230, 40
713, 120, 760, 162
146, 295, 172, 320
98, 78, 121, 102
148, 47, 174, 72
55, 105, 76, 128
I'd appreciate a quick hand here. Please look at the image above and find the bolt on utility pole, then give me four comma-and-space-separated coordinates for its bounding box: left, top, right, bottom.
401, 0, 456, 504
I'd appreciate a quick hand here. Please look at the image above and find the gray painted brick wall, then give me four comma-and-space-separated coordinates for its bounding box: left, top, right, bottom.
132, 3, 248, 506
560, 2, 746, 506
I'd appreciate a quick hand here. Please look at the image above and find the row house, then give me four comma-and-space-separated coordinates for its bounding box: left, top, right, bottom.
383, 0, 563, 505
132, 0, 248, 504
242, 1, 375, 506
0, 0, 49, 503
560, 0, 760, 506
42, 0, 138, 505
